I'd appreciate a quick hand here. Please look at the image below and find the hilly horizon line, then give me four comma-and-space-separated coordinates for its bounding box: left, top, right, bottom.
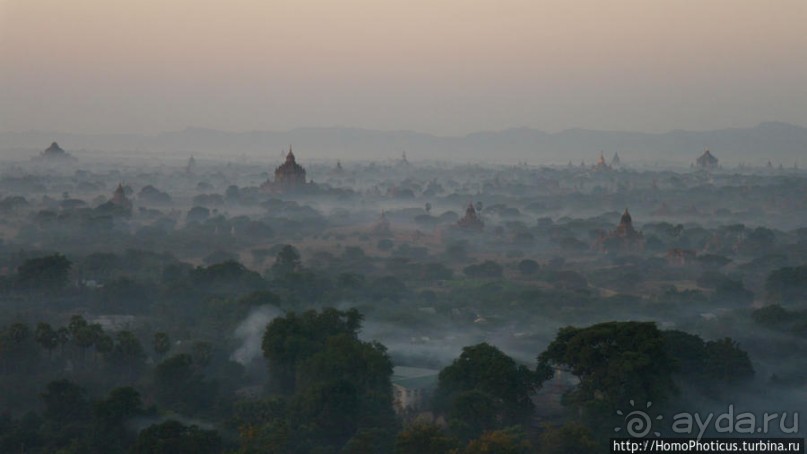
3, 121, 806, 165
4, 120, 805, 139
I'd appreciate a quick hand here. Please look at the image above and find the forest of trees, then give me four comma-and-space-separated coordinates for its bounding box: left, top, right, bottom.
0, 156, 805, 452
0, 247, 758, 452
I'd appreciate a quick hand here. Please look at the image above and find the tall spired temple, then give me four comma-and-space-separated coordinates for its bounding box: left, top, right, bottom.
262, 146, 307, 192
611, 152, 621, 167
110, 183, 133, 210
614, 209, 641, 239
596, 208, 644, 252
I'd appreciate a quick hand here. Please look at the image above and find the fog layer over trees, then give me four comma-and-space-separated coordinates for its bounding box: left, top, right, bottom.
0, 149, 804, 452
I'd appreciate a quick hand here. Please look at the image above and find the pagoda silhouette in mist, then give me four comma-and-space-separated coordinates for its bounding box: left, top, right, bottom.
261, 146, 310, 193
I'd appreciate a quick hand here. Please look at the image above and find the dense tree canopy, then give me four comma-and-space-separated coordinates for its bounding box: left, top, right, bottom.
271, 244, 302, 278
41, 379, 91, 425
17, 254, 71, 292
435, 342, 544, 440
262, 308, 362, 394
538, 322, 676, 414
663, 330, 754, 385
258, 308, 397, 453
153, 353, 217, 415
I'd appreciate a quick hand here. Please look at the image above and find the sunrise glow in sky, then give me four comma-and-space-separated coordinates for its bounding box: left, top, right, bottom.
1, 0, 805, 135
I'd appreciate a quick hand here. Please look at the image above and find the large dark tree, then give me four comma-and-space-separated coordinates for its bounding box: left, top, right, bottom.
41, 379, 92, 452
517, 259, 540, 276
262, 308, 362, 394
92, 387, 143, 452
751, 304, 790, 327
702, 338, 754, 383
434, 342, 543, 440
35, 322, 59, 358
153, 354, 217, 415
271, 244, 302, 278
0, 322, 37, 374
259, 308, 396, 452
109, 330, 146, 379
537, 322, 675, 415
41, 379, 91, 425
68, 315, 103, 364
662, 330, 708, 378
189, 260, 267, 297
663, 330, 754, 385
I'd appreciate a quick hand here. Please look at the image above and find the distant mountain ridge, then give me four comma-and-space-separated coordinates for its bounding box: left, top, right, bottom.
2, 122, 805, 165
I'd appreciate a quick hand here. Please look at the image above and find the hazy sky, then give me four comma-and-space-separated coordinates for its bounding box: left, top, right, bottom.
1, 0, 805, 135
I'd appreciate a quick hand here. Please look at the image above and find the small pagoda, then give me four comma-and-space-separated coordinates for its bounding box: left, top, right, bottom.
110, 183, 133, 211
593, 151, 611, 171
597, 208, 644, 252
398, 151, 411, 167
613, 209, 641, 240
38, 142, 75, 161
696, 149, 718, 170
610, 152, 621, 167
96, 183, 132, 215
186, 155, 197, 174
457, 203, 484, 231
